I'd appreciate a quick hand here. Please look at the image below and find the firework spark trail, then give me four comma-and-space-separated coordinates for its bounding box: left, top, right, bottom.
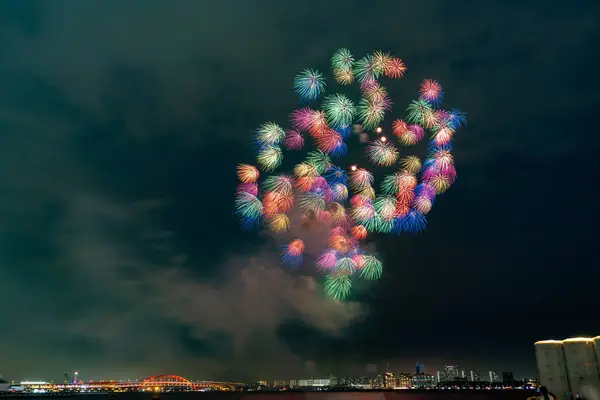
234, 49, 466, 301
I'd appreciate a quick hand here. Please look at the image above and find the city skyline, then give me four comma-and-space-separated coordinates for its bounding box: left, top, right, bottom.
1, 0, 599, 383
4, 361, 530, 384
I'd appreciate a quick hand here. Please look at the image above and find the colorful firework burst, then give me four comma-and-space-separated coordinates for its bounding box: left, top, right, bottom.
235, 48, 466, 301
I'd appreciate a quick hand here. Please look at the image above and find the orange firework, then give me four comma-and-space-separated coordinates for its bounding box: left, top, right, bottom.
236, 164, 260, 183
351, 225, 368, 240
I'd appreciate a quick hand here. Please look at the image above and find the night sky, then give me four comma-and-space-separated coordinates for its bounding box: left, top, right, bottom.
1, 0, 599, 383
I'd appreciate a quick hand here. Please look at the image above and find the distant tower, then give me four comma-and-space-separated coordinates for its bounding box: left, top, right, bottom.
74, 372, 78, 384
416, 363, 425, 374
535, 340, 570, 400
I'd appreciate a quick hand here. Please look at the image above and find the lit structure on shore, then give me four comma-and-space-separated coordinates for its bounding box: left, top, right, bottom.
535, 336, 600, 400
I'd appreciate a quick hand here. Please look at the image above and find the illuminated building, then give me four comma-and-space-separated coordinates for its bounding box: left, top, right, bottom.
488, 371, 500, 383
296, 377, 336, 387
437, 365, 461, 382
534, 339, 575, 400
416, 363, 424, 374
562, 337, 600, 395
412, 373, 435, 388
397, 373, 412, 389
383, 372, 396, 389
273, 380, 287, 387
467, 370, 480, 382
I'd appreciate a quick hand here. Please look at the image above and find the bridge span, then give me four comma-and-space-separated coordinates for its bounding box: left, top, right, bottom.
19, 375, 244, 392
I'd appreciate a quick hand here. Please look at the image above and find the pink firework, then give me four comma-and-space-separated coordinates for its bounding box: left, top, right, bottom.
350, 194, 372, 208
397, 124, 425, 146
329, 226, 346, 238
373, 95, 393, 112
360, 77, 379, 93
419, 79, 443, 104
384, 57, 406, 79
236, 182, 258, 197
291, 108, 327, 136
283, 130, 304, 150
317, 250, 338, 270
419, 183, 437, 199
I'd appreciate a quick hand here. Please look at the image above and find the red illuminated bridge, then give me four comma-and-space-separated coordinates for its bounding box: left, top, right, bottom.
42, 375, 245, 391
137, 375, 243, 391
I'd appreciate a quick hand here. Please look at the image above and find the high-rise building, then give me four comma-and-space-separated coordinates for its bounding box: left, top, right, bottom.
397, 373, 413, 388
563, 338, 600, 395
502, 372, 514, 383
383, 372, 397, 389
413, 373, 435, 388
467, 370, 480, 382
437, 365, 461, 382
416, 363, 425, 374
488, 371, 500, 382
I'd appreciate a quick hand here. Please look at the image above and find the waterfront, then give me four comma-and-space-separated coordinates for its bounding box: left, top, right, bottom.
1, 391, 537, 400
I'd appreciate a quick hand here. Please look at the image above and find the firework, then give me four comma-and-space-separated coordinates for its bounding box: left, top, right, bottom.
283, 130, 304, 151
294, 69, 325, 103
400, 155, 422, 174
384, 57, 406, 79
366, 139, 399, 167
236, 164, 260, 183
419, 79, 443, 105
357, 98, 385, 131
324, 273, 352, 301
349, 168, 374, 191
331, 48, 355, 71
235, 48, 465, 301
281, 239, 304, 267
256, 122, 285, 147
234, 192, 263, 230
323, 94, 356, 129
256, 145, 283, 171
406, 99, 432, 126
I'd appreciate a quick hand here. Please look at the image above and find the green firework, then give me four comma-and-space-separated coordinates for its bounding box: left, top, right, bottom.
323, 94, 356, 129
406, 99, 432, 125
324, 273, 352, 300
305, 150, 331, 174
331, 48, 355, 71
360, 255, 383, 280
357, 98, 385, 131
256, 145, 283, 172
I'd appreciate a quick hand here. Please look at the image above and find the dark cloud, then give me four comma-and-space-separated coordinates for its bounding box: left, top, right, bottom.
1, 0, 599, 382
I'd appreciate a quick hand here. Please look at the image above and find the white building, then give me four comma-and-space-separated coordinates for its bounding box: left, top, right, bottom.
535, 339, 570, 400
562, 337, 600, 395
488, 371, 500, 383
594, 337, 600, 378
296, 377, 334, 387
